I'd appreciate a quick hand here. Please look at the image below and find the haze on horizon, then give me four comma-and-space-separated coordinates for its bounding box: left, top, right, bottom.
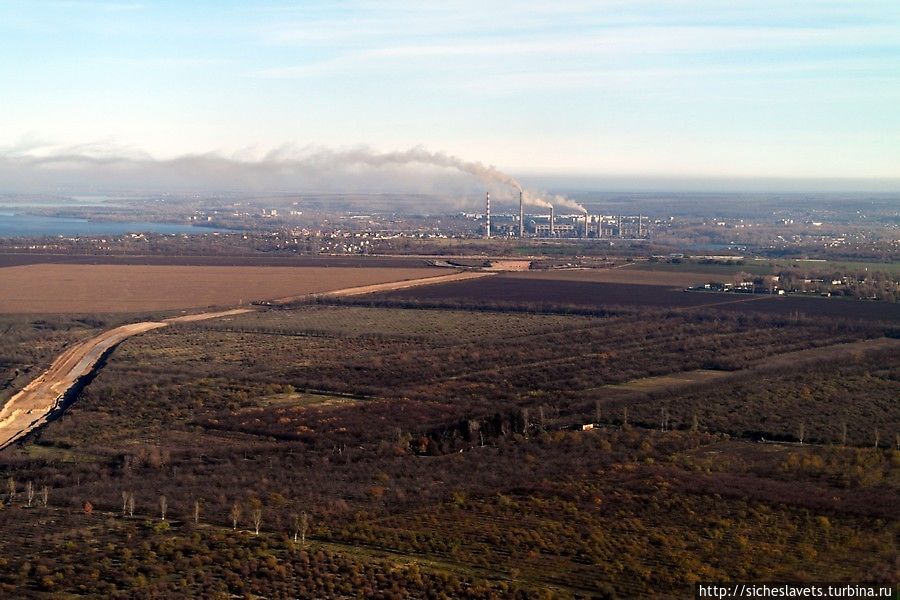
1, 0, 898, 194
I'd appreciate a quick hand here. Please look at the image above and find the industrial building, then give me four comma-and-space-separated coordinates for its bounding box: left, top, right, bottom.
481, 191, 647, 240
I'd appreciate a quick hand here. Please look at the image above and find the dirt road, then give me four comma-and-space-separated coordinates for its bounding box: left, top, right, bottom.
0, 322, 168, 449
271, 270, 494, 304
0, 272, 493, 449
0, 309, 262, 449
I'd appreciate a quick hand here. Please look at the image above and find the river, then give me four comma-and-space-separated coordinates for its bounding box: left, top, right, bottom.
0, 213, 220, 237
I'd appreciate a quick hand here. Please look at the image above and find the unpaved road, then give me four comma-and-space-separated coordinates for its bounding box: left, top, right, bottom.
0, 272, 493, 449
0, 321, 168, 449
272, 270, 494, 304
0, 309, 256, 449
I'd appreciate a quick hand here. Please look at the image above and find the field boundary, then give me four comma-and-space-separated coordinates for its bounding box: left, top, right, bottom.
271, 270, 495, 304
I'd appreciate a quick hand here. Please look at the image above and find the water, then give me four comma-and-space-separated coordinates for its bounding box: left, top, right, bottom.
0, 213, 220, 237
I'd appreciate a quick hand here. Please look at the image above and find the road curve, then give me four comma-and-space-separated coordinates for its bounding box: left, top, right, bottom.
0, 309, 254, 449
0, 322, 167, 449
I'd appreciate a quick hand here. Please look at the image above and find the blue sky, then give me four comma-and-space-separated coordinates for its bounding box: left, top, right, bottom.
1, 0, 898, 183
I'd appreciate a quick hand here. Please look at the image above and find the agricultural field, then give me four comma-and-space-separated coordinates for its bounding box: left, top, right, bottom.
0, 264, 445, 313
1, 300, 897, 597
374, 273, 900, 321
0, 253, 433, 269
512, 267, 716, 287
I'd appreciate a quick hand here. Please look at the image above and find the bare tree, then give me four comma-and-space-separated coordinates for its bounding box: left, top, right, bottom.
231, 501, 241, 530
122, 491, 129, 516
622, 406, 628, 426
660, 408, 669, 432
159, 495, 167, 521
193, 500, 201, 525
40, 485, 49, 508
798, 422, 805, 445
25, 481, 34, 507
6, 477, 15, 504
874, 428, 880, 449
252, 506, 262, 535
841, 422, 848, 447
691, 413, 699, 433
127, 493, 135, 517
299, 511, 309, 547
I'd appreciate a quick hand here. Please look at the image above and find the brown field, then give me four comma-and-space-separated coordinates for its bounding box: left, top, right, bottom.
0, 253, 432, 268
377, 274, 900, 321
513, 267, 716, 287
0, 264, 445, 313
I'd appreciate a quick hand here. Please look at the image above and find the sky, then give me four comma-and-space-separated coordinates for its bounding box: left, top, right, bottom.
0, 0, 899, 191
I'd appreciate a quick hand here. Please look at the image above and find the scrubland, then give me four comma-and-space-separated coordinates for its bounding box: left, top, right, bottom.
1, 291, 897, 597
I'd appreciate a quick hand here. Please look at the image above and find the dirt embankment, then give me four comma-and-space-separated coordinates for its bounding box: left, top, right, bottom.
0, 322, 168, 448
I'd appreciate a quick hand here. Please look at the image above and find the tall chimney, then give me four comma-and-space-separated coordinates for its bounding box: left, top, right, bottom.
584, 213, 589, 238
597, 216, 603, 238
518, 191, 524, 238
549, 206, 555, 237
485, 191, 491, 239
638, 213, 643, 237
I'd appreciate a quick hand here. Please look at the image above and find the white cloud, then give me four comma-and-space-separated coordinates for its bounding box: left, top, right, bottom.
250, 23, 900, 79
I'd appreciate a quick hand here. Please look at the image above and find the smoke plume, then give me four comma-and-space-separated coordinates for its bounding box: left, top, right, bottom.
520, 190, 552, 209
549, 194, 588, 213
0, 142, 585, 211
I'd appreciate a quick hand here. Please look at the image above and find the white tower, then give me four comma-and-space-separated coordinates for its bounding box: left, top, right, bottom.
518, 191, 524, 238
484, 191, 491, 239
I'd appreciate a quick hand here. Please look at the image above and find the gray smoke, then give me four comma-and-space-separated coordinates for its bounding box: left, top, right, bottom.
0, 142, 583, 210
521, 190, 552, 209
549, 194, 588, 213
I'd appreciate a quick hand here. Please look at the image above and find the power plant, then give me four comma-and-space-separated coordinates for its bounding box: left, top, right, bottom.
478, 190, 648, 240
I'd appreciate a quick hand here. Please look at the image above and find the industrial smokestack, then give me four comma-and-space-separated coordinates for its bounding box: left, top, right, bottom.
597, 216, 603, 238
485, 191, 491, 239
549, 206, 555, 237
518, 191, 524, 238
638, 214, 643, 237
584, 213, 589, 238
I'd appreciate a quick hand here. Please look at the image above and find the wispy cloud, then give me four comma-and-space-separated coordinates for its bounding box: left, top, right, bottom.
45, 1, 145, 11
451, 57, 900, 93
93, 56, 235, 68
250, 24, 900, 79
